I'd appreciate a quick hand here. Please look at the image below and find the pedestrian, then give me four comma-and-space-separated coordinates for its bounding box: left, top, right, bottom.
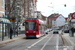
10, 27, 13, 39
19, 27, 21, 34
71, 26, 74, 37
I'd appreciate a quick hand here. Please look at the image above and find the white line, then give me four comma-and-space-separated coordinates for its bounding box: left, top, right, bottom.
56, 35, 59, 50
25, 49, 28, 50
27, 35, 49, 49
63, 48, 67, 50
41, 35, 53, 50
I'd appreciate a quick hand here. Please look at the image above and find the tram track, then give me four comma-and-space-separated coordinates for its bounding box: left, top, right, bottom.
10, 39, 35, 50
10, 35, 50, 50
24, 34, 53, 50
40, 34, 53, 50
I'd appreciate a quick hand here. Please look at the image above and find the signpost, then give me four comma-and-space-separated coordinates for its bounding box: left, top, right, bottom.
9, 17, 16, 37
69, 12, 75, 37
72, 12, 75, 19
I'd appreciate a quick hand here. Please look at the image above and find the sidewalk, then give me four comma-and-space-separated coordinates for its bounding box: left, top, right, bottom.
62, 33, 75, 46
0, 34, 25, 46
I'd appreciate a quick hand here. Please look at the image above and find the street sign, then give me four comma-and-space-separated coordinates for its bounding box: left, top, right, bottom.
9, 17, 16, 21
72, 12, 75, 19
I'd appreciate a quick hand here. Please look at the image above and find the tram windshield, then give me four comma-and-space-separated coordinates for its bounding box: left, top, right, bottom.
25, 22, 36, 30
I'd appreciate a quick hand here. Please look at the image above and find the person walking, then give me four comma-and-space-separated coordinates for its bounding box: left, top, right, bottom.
71, 26, 74, 37
10, 27, 13, 39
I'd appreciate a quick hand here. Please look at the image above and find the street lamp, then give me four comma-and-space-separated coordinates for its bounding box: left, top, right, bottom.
16, 6, 20, 36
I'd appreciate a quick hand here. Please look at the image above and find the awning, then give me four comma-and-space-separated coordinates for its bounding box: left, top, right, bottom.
0, 18, 11, 24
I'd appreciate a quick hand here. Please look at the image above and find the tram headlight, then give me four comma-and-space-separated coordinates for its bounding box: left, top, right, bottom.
26, 31, 28, 33
33, 31, 36, 33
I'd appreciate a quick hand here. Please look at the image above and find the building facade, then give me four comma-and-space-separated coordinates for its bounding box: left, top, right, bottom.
36, 11, 41, 19
24, 0, 37, 18
0, 0, 5, 41
0, 0, 11, 41
0, 0, 5, 17
47, 13, 65, 29
53, 15, 65, 29
47, 13, 60, 28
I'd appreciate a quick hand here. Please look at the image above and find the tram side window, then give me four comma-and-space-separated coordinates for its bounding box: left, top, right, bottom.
25, 22, 29, 30
39, 24, 42, 31
34, 22, 36, 30
42, 25, 45, 31
36, 23, 38, 31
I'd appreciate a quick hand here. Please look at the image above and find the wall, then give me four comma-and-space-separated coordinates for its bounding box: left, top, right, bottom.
56, 15, 65, 27
0, 0, 5, 17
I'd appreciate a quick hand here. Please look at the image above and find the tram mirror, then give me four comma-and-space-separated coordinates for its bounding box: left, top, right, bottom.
39, 24, 41, 25
36, 23, 38, 31
23, 22, 25, 26
25, 22, 27, 24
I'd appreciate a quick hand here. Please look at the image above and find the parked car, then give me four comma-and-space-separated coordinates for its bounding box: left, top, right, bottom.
64, 29, 69, 33
45, 29, 50, 34
50, 29, 52, 31
53, 30, 59, 34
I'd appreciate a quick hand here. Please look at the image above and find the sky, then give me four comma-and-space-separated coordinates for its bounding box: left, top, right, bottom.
37, 0, 75, 17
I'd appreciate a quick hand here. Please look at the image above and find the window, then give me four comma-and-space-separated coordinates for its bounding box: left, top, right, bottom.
39, 24, 42, 31
36, 23, 38, 31
25, 22, 36, 30
2, 14, 5, 17
2, 0, 5, 8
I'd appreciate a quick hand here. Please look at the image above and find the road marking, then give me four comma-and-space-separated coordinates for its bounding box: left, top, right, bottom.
56, 34, 59, 50
25, 49, 28, 50
41, 35, 53, 50
63, 48, 67, 50
27, 35, 49, 49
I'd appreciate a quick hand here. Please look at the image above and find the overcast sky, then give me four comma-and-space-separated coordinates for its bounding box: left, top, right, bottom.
37, 0, 75, 17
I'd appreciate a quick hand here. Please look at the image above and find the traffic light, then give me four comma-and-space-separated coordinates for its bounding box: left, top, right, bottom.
9, 17, 16, 21
64, 4, 66, 7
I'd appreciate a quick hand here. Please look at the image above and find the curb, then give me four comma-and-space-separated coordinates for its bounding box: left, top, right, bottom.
61, 34, 65, 45
61, 34, 74, 46
0, 37, 25, 46
61, 34, 70, 46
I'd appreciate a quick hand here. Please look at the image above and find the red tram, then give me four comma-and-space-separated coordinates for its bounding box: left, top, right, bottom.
25, 18, 46, 38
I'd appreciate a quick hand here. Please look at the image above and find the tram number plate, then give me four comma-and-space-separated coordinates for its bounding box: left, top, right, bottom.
29, 35, 34, 37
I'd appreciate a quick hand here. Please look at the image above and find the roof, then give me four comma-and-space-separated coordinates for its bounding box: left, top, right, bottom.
35, 0, 37, 2
48, 14, 60, 20
48, 13, 60, 18
26, 18, 37, 20
0, 18, 11, 24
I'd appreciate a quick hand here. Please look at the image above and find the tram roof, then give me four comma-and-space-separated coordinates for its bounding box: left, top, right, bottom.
39, 19, 45, 25
26, 18, 45, 25
26, 18, 37, 20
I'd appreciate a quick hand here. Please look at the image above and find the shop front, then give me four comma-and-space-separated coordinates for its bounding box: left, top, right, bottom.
0, 18, 11, 41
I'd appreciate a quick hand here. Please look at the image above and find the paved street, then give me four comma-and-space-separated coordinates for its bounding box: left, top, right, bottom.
0, 31, 74, 50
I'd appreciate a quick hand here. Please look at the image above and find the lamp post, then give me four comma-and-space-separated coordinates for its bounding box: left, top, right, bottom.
33, 0, 35, 18
16, 6, 20, 36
